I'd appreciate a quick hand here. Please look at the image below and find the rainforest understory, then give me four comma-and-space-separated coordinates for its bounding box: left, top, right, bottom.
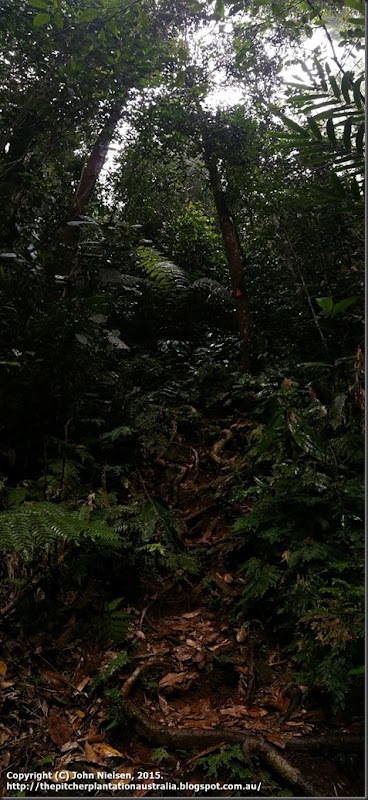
0, 0, 365, 796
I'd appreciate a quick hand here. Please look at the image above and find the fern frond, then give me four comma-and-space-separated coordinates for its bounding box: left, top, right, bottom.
90, 651, 130, 691
0, 503, 122, 562
137, 246, 188, 288
100, 425, 135, 443
191, 278, 230, 299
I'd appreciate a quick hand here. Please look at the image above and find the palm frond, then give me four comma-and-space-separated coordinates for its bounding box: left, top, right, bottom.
274, 56, 364, 197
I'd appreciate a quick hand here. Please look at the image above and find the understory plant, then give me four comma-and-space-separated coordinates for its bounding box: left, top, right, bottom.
231, 369, 364, 708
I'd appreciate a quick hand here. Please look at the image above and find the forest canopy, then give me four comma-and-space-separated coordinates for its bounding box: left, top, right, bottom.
0, 0, 365, 796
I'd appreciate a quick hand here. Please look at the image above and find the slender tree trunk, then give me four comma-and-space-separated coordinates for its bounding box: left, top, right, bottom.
54, 99, 124, 277
201, 126, 252, 370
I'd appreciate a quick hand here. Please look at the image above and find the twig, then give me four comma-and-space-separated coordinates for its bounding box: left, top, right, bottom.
138, 582, 174, 631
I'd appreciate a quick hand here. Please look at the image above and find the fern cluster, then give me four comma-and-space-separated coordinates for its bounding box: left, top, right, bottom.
136, 245, 188, 289
113, 499, 199, 576
230, 373, 364, 708
0, 502, 122, 563
194, 745, 251, 781
90, 651, 130, 691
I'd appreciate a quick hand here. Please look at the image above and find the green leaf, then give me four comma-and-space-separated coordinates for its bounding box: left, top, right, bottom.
347, 665, 364, 676
342, 118, 352, 151
330, 296, 357, 319
345, 0, 365, 11
315, 297, 333, 315
350, 177, 363, 201
307, 116, 322, 139
33, 12, 50, 25
341, 72, 352, 104
347, 17, 365, 33
288, 419, 326, 460
29, 0, 48, 7
79, 8, 100, 21
107, 17, 119, 36
257, 412, 284, 456
313, 57, 327, 91
353, 76, 364, 109
214, 0, 225, 17
279, 115, 309, 137
108, 597, 124, 611
328, 75, 341, 100
313, 106, 358, 122
355, 122, 364, 155
175, 70, 186, 87
54, 11, 63, 28
326, 118, 337, 144
331, 173, 347, 196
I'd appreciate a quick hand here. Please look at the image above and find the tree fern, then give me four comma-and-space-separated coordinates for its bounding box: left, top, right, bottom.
136, 245, 189, 288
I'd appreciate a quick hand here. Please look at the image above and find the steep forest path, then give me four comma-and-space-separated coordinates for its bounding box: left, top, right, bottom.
0, 410, 364, 797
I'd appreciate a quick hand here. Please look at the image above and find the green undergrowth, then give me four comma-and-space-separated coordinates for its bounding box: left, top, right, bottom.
228, 371, 364, 709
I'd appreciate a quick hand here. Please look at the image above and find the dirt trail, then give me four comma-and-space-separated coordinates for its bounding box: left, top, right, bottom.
0, 420, 364, 797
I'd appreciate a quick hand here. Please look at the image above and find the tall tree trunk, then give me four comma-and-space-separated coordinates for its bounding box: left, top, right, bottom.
54, 99, 123, 278
201, 125, 252, 370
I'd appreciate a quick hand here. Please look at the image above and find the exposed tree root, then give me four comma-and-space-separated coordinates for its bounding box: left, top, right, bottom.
210, 429, 234, 464
120, 661, 364, 797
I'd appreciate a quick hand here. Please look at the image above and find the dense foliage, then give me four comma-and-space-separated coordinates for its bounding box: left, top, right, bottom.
0, 0, 364, 738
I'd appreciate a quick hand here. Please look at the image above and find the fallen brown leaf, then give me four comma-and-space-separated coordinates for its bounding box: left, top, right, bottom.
182, 609, 204, 619
185, 638, 201, 649
186, 742, 226, 765
190, 699, 210, 714
42, 670, 69, 688
174, 646, 194, 662
47, 709, 74, 748
166, 621, 190, 631
0, 730, 10, 746
247, 706, 268, 718
86, 733, 105, 744
0, 752, 10, 769
60, 741, 79, 754
158, 694, 170, 715
219, 705, 248, 718
265, 732, 286, 749
74, 677, 90, 693
209, 639, 230, 651
158, 671, 197, 688
192, 651, 206, 665
84, 740, 100, 763
93, 743, 125, 759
